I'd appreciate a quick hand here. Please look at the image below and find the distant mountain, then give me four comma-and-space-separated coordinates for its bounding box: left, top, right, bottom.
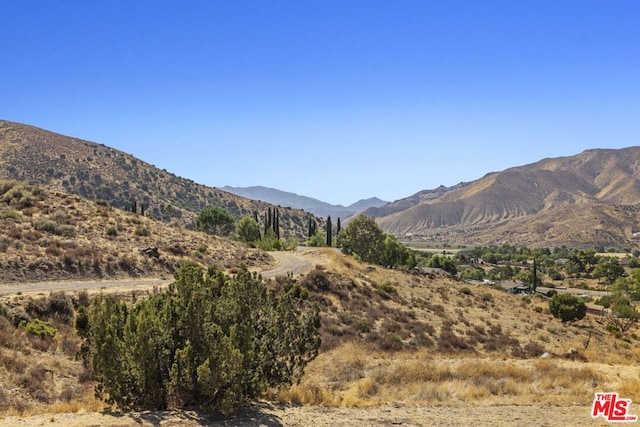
0, 120, 318, 240
364, 147, 640, 249
222, 185, 387, 219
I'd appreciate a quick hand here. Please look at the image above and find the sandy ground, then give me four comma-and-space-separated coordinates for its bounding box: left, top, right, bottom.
0, 403, 618, 427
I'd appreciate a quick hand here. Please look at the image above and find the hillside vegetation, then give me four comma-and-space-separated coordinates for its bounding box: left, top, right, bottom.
1, 247, 639, 420
0, 181, 271, 283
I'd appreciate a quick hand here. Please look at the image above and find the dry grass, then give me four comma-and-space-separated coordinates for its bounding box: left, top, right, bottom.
274, 342, 633, 408
268, 249, 640, 410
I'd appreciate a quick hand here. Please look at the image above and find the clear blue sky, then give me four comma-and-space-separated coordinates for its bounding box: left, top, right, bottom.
1, 1, 638, 206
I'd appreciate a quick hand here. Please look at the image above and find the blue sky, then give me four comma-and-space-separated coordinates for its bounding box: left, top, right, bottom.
1, 1, 638, 206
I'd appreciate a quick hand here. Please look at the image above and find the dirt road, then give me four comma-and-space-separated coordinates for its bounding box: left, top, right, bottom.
0, 249, 314, 297
259, 249, 314, 278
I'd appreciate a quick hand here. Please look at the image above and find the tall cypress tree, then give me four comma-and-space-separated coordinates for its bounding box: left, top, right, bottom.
273, 209, 280, 239
264, 212, 268, 236
532, 258, 538, 291
336, 217, 341, 236
326, 216, 332, 247
308, 217, 316, 239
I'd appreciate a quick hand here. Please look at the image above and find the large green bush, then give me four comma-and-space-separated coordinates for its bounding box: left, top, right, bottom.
83, 263, 320, 415
548, 293, 586, 323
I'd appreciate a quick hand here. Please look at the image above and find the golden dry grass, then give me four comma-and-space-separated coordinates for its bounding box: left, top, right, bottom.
275, 342, 638, 408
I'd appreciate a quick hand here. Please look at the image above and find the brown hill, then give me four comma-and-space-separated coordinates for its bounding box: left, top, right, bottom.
371, 147, 640, 248
0, 180, 272, 283
0, 120, 318, 240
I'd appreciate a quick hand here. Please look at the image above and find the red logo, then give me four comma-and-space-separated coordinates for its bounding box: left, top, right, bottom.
592, 392, 638, 422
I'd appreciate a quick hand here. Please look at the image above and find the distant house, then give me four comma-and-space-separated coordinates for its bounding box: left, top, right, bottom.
419, 267, 451, 276
499, 280, 531, 295
585, 303, 608, 316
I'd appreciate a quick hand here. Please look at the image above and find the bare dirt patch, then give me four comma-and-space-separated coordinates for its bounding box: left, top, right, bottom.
0, 403, 616, 426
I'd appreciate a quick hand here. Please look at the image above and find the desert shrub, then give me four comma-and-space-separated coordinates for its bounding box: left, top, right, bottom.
134, 225, 150, 236
76, 290, 91, 308
33, 218, 60, 234
24, 319, 57, 339
0, 236, 10, 252
47, 291, 75, 323
84, 263, 321, 415
459, 287, 473, 295
0, 180, 18, 196
376, 283, 397, 299
18, 364, 51, 396
438, 322, 473, 352
25, 292, 75, 324
523, 341, 546, 357
1, 210, 20, 220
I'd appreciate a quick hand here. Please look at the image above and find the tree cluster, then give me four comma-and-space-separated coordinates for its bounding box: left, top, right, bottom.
81, 263, 321, 415
336, 215, 416, 269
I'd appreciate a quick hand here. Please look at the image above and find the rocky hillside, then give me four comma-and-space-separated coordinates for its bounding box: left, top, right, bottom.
366, 147, 640, 248
0, 120, 319, 240
0, 181, 272, 283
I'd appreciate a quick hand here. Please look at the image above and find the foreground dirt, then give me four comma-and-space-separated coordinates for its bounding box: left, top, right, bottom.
0, 403, 616, 426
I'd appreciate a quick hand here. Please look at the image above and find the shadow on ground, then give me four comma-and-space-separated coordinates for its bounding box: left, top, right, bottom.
104, 401, 284, 426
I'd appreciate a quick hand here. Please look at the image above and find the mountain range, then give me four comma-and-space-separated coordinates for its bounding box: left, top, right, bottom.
222, 186, 387, 219
1, 119, 638, 249
366, 148, 640, 248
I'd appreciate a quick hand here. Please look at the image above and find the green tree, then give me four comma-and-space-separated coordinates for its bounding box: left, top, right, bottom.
236, 216, 261, 243
336, 215, 385, 264
548, 293, 587, 323
326, 216, 332, 247
308, 217, 317, 239
460, 268, 485, 281
196, 207, 235, 236
381, 234, 416, 269
592, 257, 625, 285
307, 229, 327, 247
427, 255, 457, 275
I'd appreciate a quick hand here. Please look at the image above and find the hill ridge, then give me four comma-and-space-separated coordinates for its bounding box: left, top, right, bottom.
0, 119, 319, 240
368, 146, 640, 248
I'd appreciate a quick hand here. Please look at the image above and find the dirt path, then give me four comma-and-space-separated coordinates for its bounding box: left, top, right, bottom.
259, 249, 314, 278
0, 403, 613, 426
0, 277, 173, 297
0, 249, 314, 297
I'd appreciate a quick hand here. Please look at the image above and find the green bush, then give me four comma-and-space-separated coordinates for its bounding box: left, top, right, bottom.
377, 283, 397, 299
1, 210, 20, 220
84, 263, 321, 415
25, 319, 57, 339
548, 293, 586, 323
